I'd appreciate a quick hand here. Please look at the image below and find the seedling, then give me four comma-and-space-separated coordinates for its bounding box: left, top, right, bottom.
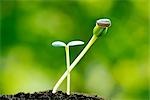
52, 18, 111, 94
52, 41, 84, 95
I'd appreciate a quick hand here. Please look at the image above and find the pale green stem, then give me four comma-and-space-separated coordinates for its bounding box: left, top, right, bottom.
52, 35, 98, 93
65, 45, 70, 95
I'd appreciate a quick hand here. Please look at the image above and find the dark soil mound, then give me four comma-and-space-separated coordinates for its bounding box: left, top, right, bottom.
0, 90, 104, 100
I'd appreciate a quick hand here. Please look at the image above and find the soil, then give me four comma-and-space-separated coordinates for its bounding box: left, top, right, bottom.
0, 90, 104, 100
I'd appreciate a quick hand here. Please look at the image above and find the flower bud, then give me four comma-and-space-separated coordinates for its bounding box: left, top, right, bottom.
96, 19, 111, 28
93, 18, 111, 37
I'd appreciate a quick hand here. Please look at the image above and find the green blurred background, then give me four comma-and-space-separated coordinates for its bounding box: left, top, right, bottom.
0, 0, 149, 99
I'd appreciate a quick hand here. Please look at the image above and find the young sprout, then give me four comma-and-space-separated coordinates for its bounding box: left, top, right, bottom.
52, 18, 111, 94
52, 40, 84, 95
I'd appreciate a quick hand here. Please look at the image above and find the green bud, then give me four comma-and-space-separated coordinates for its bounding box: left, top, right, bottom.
93, 18, 111, 37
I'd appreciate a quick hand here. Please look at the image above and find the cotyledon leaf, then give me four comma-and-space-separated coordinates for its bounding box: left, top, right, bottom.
52, 41, 66, 47
67, 41, 84, 46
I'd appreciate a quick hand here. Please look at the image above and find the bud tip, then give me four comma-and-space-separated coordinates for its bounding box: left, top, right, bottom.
96, 18, 111, 28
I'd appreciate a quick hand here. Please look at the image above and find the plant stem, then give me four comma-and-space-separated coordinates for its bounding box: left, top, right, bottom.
52, 35, 98, 93
65, 45, 70, 95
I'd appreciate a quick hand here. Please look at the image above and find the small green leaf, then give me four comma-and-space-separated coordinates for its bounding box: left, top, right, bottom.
67, 41, 84, 46
52, 41, 66, 47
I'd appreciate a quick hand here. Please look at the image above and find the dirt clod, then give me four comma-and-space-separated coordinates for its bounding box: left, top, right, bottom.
0, 90, 104, 100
